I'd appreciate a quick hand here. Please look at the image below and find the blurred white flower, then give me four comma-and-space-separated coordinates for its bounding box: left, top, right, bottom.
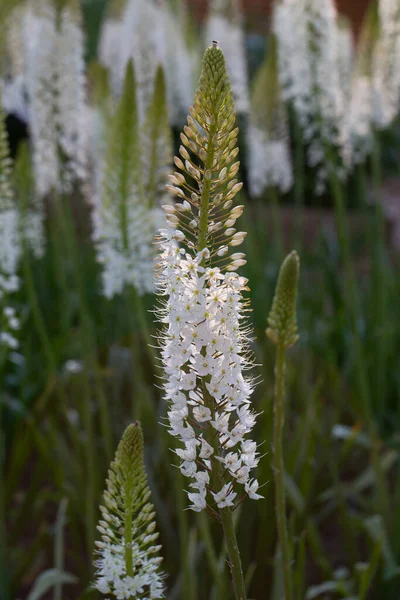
274, 0, 345, 193
372, 0, 400, 129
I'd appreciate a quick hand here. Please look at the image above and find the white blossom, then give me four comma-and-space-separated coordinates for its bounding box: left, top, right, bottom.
372, 0, 400, 128
156, 230, 261, 511
99, 0, 197, 125
23, 0, 87, 197
274, 0, 345, 193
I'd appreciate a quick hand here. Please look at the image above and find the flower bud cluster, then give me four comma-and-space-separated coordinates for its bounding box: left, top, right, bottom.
94, 424, 164, 599
157, 229, 262, 511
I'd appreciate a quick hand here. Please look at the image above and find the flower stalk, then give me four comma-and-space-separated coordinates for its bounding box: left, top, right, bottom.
157, 43, 261, 599
267, 251, 300, 600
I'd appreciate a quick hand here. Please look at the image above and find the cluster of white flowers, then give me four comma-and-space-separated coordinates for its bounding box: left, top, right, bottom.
95, 544, 164, 599
99, 0, 198, 126
0, 305, 20, 350
274, 0, 347, 192
205, 0, 249, 114
5, 0, 88, 198
157, 229, 262, 511
247, 125, 293, 196
91, 60, 171, 299
372, 0, 400, 129
93, 203, 161, 299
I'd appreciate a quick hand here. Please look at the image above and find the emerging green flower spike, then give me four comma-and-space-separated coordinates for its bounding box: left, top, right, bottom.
267, 251, 300, 349
94, 422, 164, 599
141, 66, 173, 209
164, 42, 246, 261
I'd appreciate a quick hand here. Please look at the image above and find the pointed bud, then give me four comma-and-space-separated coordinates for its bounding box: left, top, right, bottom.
267, 251, 300, 349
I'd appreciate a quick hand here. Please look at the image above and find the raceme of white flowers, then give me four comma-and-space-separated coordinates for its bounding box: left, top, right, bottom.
5, 0, 88, 198
247, 36, 293, 196
205, 0, 249, 114
99, 0, 198, 126
156, 44, 262, 513
94, 423, 165, 599
372, 0, 400, 129
92, 62, 171, 299
0, 102, 21, 350
274, 0, 347, 193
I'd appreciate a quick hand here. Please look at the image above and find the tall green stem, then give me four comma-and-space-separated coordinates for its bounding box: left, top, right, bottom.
219, 506, 246, 600
273, 342, 292, 600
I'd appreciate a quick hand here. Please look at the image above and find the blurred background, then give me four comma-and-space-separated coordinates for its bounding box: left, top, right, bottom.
2, 0, 400, 598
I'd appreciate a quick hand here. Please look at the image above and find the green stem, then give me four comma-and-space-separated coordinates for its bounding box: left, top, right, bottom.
219, 505, 247, 600
198, 512, 228, 599
273, 342, 292, 600
175, 466, 196, 600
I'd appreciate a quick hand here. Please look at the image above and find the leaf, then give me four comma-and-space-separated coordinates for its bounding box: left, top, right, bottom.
284, 472, 306, 515
26, 569, 77, 600
364, 515, 400, 581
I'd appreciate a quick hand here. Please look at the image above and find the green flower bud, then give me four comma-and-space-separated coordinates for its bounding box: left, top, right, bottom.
94, 422, 165, 597
267, 251, 300, 349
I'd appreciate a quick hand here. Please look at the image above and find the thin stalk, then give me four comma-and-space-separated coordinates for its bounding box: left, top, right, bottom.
218, 505, 247, 600
197, 512, 228, 599
328, 168, 390, 524
273, 341, 292, 600
175, 467, 196, 600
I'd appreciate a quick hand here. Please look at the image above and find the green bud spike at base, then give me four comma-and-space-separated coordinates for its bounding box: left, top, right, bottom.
94, 422, 164, 598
